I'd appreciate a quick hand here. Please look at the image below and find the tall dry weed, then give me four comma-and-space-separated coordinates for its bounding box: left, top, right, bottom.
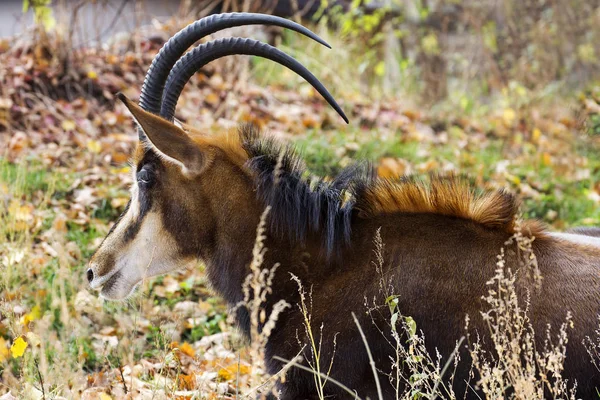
584, 317, 600, 375
289, 274, 340, 400
468, 224, 577, 399
230, 206, 291, 398
366, 228, 461, 400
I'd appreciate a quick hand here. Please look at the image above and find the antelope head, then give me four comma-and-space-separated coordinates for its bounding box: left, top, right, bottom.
87, 13, 347, 300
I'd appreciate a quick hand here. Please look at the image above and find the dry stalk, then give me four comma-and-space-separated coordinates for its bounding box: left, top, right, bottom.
467, 230, 577, 399
290, 273, 338, 400
230, 206, 290, 396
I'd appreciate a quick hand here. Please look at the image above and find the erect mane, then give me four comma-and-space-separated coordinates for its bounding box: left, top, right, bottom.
238, 124, 369, 257
213, 124, 544, 257
353, 176, 524, 231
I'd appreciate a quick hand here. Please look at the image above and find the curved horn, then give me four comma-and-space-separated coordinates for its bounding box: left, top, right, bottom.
160, 37, 348, 124
139, 12, 331, 116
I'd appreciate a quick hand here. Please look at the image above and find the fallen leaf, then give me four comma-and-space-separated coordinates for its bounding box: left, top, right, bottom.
177, 374, 195, 390
110, 197, 129, 209
502, 108, 516, 126
532, 127, 542, 142
542, 152, 552, 166
53, 213, 68, 232
87, 140, 102, 154
21, 305, 42, 326
179, 342, 195, 358
0, 337, 9, 362
61, 119, 76, 131
205, 93, 220, 106
10, 337, 27, 358
217, 364, 251, 381
377, 157, 410, 179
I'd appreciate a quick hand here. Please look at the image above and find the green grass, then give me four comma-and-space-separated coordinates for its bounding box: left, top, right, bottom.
293, 125, 600, 228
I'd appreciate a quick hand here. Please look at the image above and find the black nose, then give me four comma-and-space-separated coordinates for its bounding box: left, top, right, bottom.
87, 269, 94, 283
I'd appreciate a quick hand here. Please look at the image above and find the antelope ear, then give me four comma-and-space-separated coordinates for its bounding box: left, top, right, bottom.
117, 93, 204, 176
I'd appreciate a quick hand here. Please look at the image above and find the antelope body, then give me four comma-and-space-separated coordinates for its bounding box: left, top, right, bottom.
88, 13, 600, 399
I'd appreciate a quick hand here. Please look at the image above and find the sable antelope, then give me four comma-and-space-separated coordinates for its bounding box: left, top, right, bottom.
88, 13, 600, 399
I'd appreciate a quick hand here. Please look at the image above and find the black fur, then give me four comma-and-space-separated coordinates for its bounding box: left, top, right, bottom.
239, 124, 374, 258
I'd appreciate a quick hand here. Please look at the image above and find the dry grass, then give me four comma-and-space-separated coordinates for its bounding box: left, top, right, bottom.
1, 156, 600, 399
467, 224, 578, 399
585, 318, 600, 375
362, 228, 462, 400
230, 206, 291, 398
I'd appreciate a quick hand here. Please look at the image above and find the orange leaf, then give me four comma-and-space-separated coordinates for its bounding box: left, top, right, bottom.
542, 152, 552, 166
377, 157, 409, 179
179, 342, 195, 358
218, 364, 251, 381
177, 373, 195, 390
0, 337, 9, 362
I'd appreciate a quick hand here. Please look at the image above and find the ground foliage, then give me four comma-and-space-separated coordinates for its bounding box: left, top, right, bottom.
1, 15, 600, 400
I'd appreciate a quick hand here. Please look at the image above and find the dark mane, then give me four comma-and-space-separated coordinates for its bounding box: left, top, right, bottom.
235, 124, 544, 258
239, 124, 372, 257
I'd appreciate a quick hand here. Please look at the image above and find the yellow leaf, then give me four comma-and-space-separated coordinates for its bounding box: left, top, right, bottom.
542, 152, 552, 166
421, 33, 440, 55
110, 197, 129, 209
61, 119, 76, 131
502, 108, 516, 126
99, 393, 112, 400
218, 364, 251, 381
374, 61, 385, 77
87, 140, 102, 154
177, 373, 195, 390
21, 315, 32, 326
30, 305, 42, 320
9, 201, 33, 221
0, 337, 9, 362
204, 93, 219, 106
532, 128, 542, 143
577, 43, 596, 63
377, 157, 409, 179
179, 342, 195, 358
506, 174, 521, 186
87, 70, 98, 80
10, 337, 27, 358
112, 166, 131, 174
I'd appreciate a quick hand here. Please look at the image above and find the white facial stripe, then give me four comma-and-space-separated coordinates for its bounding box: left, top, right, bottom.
549, 232, 600, 248
129, 169, 140, 218
98, 211, 195, 300
91, 165, 196, 300
89, 204, 137, 289
89, 179, 144, 290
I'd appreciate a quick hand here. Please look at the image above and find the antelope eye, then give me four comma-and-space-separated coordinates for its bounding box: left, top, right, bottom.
136, 167, 153, 185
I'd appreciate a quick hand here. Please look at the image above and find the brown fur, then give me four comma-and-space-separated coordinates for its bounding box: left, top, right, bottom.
355, 176, 526, 232
94, 102, 600, 399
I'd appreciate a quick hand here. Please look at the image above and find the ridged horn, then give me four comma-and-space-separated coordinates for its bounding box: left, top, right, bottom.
160, 37, 348, 124
139, 12, 330, 116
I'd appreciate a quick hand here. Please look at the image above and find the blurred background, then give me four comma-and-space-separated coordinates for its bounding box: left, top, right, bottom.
1, 1, 600, 398
5, 0, 600, 103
